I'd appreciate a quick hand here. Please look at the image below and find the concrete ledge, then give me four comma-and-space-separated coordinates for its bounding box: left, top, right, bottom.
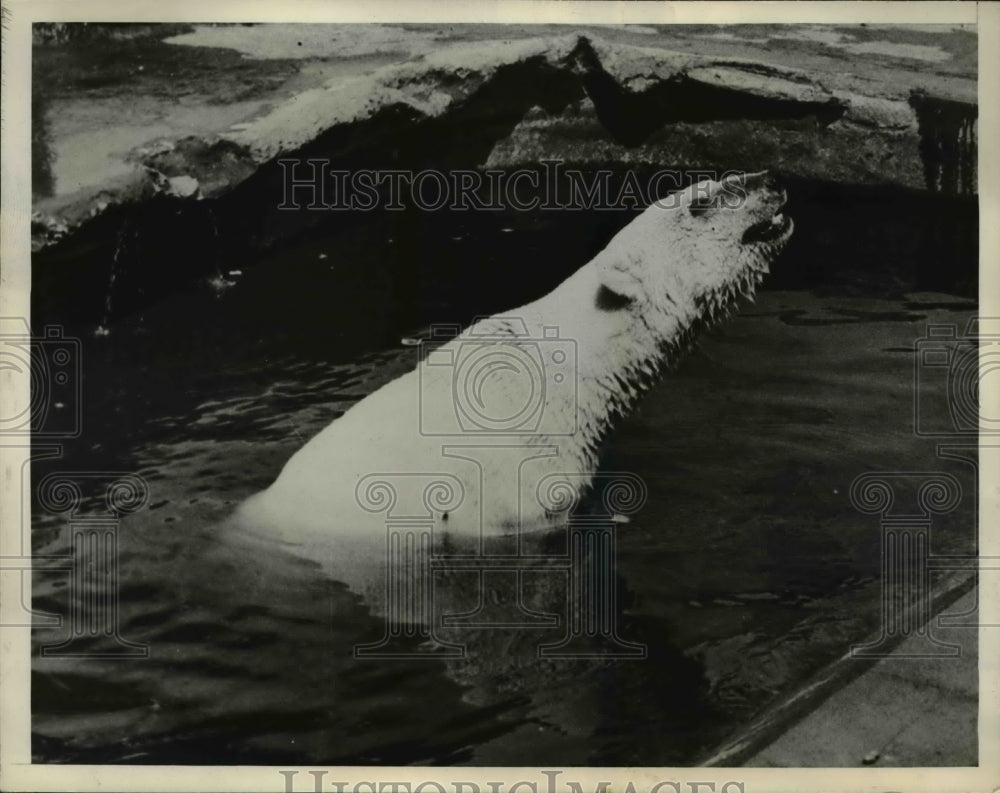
699, 571, 977, 767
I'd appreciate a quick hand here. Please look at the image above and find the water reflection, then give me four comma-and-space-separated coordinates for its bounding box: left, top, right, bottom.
31, 289, 977, 764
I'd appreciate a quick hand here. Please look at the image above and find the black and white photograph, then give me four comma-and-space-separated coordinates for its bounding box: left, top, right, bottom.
1, 2, 997, 791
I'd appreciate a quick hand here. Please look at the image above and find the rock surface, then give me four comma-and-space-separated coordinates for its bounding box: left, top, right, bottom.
32, 24, 976, 251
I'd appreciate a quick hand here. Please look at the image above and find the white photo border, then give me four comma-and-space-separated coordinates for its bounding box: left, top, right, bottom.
2, 2, 996, 792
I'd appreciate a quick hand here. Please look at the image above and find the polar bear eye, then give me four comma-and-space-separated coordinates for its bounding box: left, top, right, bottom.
688, 195, 719, 217
595, 284, 634, 311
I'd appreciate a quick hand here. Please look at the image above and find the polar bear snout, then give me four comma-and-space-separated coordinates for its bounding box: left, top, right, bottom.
715, 171, 792, 250
677, 171, 792, 251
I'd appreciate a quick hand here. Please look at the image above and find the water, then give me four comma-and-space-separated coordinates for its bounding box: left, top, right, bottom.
30, 197, 977, 765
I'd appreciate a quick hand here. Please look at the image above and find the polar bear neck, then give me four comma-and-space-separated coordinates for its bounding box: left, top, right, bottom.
460, 254, 752, 482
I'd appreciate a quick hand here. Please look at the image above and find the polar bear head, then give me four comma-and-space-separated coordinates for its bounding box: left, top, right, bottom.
594, 171, 793, 330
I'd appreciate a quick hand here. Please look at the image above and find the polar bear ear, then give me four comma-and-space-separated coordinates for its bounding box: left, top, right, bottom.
595, 264, 642, 309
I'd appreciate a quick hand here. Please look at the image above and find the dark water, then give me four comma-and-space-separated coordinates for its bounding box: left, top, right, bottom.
30, 198, 978, 765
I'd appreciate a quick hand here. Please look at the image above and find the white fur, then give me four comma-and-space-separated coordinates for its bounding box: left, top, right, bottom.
232, 174, 791, 566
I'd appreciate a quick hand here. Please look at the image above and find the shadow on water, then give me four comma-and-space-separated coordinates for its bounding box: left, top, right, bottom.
30, 166, 977, 764
32, 165, 977, 335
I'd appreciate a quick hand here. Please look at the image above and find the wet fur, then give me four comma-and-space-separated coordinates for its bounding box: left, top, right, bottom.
232, 174, 792, 570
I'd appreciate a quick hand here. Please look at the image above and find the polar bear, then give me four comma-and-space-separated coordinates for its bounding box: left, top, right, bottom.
228, 172, 792, 583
